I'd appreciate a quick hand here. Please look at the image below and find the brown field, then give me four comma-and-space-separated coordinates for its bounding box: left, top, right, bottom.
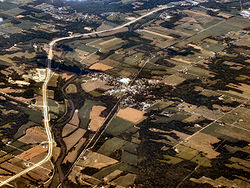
180, 17, 197, 23
2, 109, 18, 115
188, 43, 203, 50
212, 104, 233, 112
223, 61, 243, 70
230, 157, 250, 168
215, 125, 250, 142
172, 130, 190, 140
69, 109, 79, 126
19, 127, 47, 144
184, 10, 211, 17
82, 53, 100, 66
150, 128, 190, 140
66, 84, 77, 94
6, 158, 50, 183
0, 162, 24, 174
63, 137, 86, 164
184, 132, 220, 158
27, 167, 50, 182
226, 83, 250, 99
232, 107, 250, 130
202, 49, 216, 57
81, 79, 107, 93
0, 154, 13, 164
0, 168, 12, 181
204, 38, 219, 44
217, 13, 232, 19
179, 102, 198, 113
62, 123, 78, 137
171, 57, 192, 64
99, 38, 119, 46
103, 170, 123, 182
117, 107, 145, 123
0, 87, 23, 94
160, 27, 192, 37
34, 95, 43, 107
97, 22, 114, 32
63, 128, 86, 151
193, 106, 222, 120
89, 63, 113, 71
78, 52, 87, 61
143, 29, 174, 39
163, 74, 186, 86
61, 72, 74, 80
28, 152, 53, 170
17, 145, 47, 161
190, 176, 249, 188
111, 173, 137, 187
89, 106, 106, 131
80, 151, 118, 169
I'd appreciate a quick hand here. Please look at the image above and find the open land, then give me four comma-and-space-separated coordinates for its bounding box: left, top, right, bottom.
0, 0, 249, 187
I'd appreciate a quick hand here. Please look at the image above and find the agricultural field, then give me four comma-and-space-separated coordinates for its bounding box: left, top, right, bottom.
0, 0, 250, 187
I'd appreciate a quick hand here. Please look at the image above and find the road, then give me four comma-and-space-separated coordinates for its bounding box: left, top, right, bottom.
0, 5, 169, 187
0, 58, 53, 187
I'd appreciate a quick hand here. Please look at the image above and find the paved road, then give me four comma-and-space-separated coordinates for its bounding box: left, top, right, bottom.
0, 59, 53, 187
0, 5, 169, 187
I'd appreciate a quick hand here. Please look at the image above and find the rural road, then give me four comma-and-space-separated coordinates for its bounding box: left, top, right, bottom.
0, 4, 169, 187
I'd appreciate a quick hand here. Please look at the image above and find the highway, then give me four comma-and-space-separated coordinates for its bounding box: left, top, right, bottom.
0, 56, 53, 187
0, 4, 169, 187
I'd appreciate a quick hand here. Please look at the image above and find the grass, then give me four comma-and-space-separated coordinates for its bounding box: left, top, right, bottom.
1, 123, 12, 129
65, 84, 77, 94
98, 137, 127, 156
226, 17, 250, 28
146, 101, 174, 112
2, 7, 24, 16
207, 22, 241, 35
124, 142, 138, 154
162, 155, 183, 165
175, 145, 211, 167
219, 107, 250, 130
201, 122, 249, 142
225, 163, 250, 173
88, 90, 103, 97
78, 99, 103, 129
10, 140, 31, 151
0, 154, 13, 163
2, 145, 22, 155
176, 145, 199, 160
14, 121, 35, 140
105, 116, 134, 136
0, 23, 22, 34
65, 40, 98, 53
92, 162, 122, 180
9, 0, 33, 5
0, 51, 36, 64
121, 151, 137, 166
202, 19, 221, 29
0, 1, 18, 11
112, 173, 136, 187
22, 108, 42, 124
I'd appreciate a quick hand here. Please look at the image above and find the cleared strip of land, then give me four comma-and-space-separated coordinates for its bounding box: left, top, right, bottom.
99, 38, 119, 46
143, 29, 174, 39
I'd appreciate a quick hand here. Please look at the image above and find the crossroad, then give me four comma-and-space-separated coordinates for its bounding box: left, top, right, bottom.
0, 5, 169, 187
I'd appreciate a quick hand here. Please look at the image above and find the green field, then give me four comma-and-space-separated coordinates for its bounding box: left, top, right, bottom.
98, 137, 127, 156
105, 116, 134, 136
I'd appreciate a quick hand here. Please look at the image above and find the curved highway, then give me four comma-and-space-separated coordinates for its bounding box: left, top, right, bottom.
0, 5, 169, 187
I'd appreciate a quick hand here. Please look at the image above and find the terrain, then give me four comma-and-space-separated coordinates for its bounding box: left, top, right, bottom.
0, 0, 249, 187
